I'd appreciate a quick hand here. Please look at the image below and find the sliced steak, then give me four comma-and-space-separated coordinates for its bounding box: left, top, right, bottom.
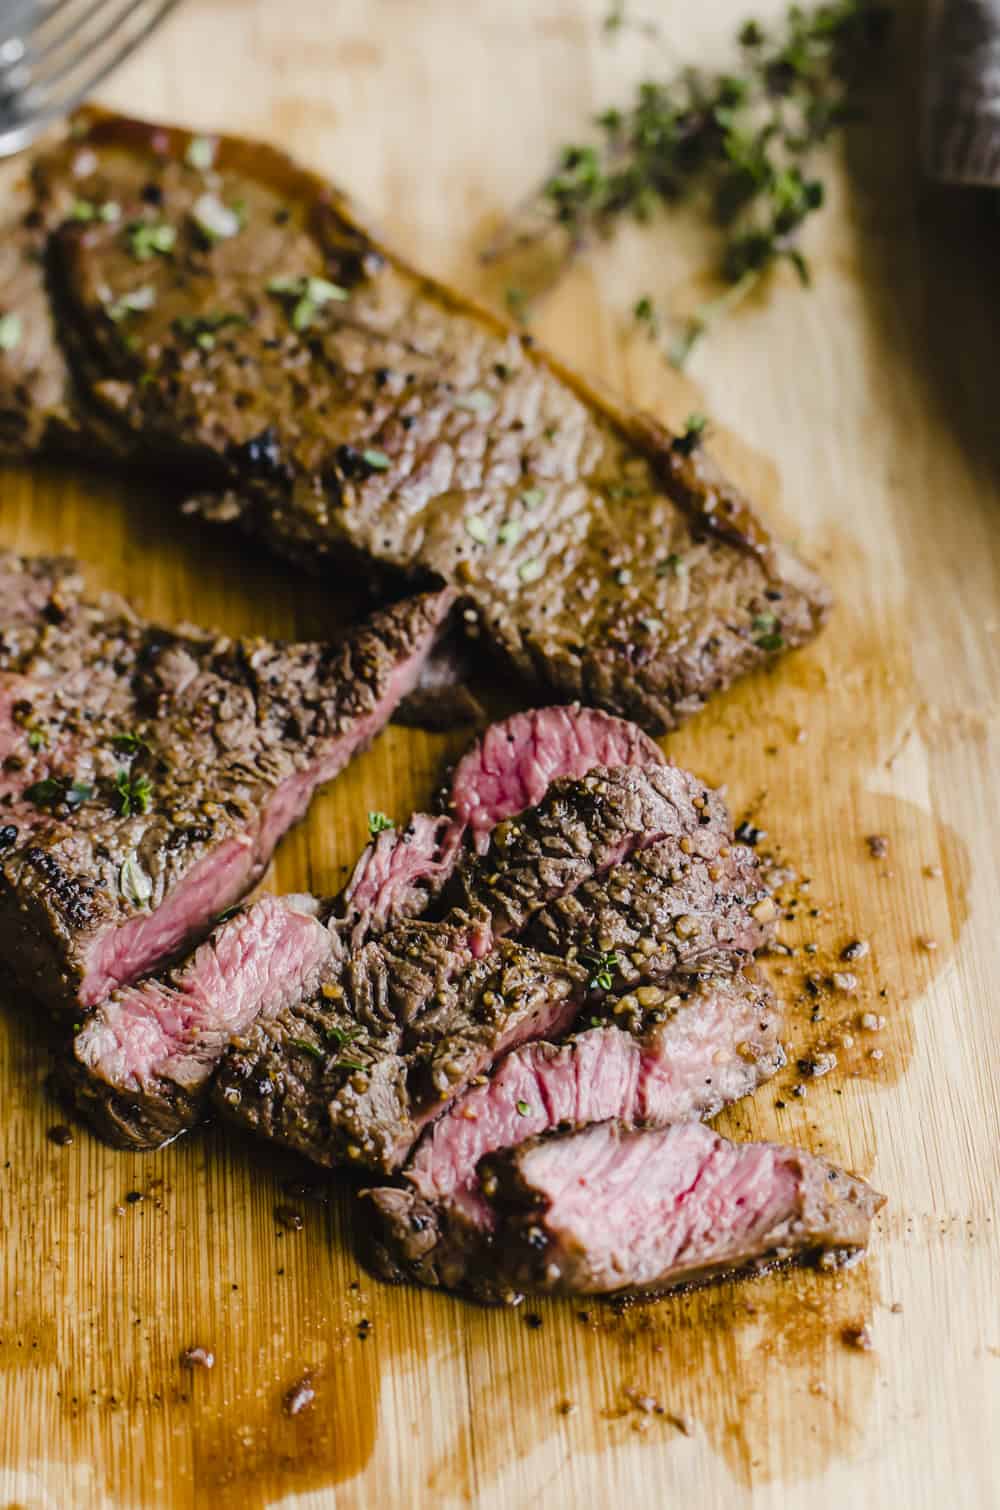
5, 109, 829, 733
69, 893, 336, 1149
0, 554, 453, 1012
333, 813, 465, 948
0, 551, 85, 625
446, 704, 665, 852
213, 919, 585, 1174
524, 835, 774, 981
479, 1120, 884, 1298
364, 970, 784, 1299
450, 764, 732, 939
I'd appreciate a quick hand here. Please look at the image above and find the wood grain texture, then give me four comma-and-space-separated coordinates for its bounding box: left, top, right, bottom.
0, 1, 998, 1505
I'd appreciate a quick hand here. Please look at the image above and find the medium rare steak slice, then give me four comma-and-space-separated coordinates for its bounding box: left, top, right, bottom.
68, 893, 337, 1149
7, 109, 829, 733
364, 970, 784, 1299
333, 813, 465, 948
479, 1120, 884, 1298
450, 764, 732, 939
523, 834, 774, 981
0, 555, 453, 1012
214, 919, 585, 1174
335, 702, 667, 944
446, 705, 665, 853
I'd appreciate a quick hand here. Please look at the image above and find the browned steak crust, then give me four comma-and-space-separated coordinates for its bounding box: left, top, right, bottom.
1, 109, 830, 733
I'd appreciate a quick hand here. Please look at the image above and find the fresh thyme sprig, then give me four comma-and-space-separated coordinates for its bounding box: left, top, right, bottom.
487, 1, 890, 363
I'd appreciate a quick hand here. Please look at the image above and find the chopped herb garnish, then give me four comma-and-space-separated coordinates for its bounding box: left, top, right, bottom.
119, 852, 153, 906
518, 557, 545, 583
520, 487, 545, 508
290, 1038, 325, 1060
633, 295, 660, 335
516, 1099, 531, 1116
27, 728, 46, 751
486, 0, 889, 361
673, 413, 709, 455
465, 516, 490, 544
71, 199, 120, 223
752, 611, 784, 651
267, 275, 349, 332
497, 520, 522, 546
0, 313, 22, 352
582, 948, 622, 992
185, 135, 216, 171
335, 1057, 367, 1073
191, 192, 244, 243
368, 810, 395, 837
126, 220, 176, 260
324, 1023, 362, 1047
106, 285, 156, 322
361, 448, 391, 472
505, 286, 530, 323
173, 311, 249, 350
454, 389, 494, 413
114, 769, 153, 817
109, 730, 148, 756
25, 777, 92, 810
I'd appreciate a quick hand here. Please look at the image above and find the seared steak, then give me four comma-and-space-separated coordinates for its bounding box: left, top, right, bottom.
523, 834, 773, 981
450, 764, 733, 939
0, 552, 453, 1012
334, 813, 465, 949
2, 109, 830, 733
69, 893, 336, 1148
364, 970, 783, 1299
478, 1120, 884, 1298
445, 705, 664, 852
214, 919, 584, 1174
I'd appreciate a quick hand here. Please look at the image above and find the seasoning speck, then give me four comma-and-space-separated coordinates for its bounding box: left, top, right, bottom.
865, 834, 889, 858
841, 1322, 874, 1351
180, 1345, 215, 1370
524, 1312, 543, 1330
283, 1375, 316, 1416
47, 1124, 73, 1146
274, 1205, 304, 1232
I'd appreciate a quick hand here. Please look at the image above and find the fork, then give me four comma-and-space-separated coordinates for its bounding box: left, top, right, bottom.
0, 0, 180, 158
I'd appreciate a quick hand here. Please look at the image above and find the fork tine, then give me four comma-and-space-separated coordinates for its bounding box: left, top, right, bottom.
0, 0, 180, 157
18, 0, 168, 101
1, 0, 119, 77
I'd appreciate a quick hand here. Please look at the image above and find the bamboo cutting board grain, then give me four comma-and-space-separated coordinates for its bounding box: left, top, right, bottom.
1, 2, 998, 1506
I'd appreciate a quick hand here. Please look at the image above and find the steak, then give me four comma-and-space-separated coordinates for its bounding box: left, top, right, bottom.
214, 918, 584, 1174
2, 108, 830, 733
0, 551, 84, 624
450, 764, 734, 939
0, 553, 453, 1012
334, 813, 465, 949
69, 893, 336, 1148
445, 704, 665, 852
523, 833, 774, 981
478, 1120, 884, 1298
336, 702, 668, 943
363, 970, 784, 1299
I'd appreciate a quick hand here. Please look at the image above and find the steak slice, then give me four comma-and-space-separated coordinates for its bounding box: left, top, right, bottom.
523, 834, 774, 981
69, 893, 336, 1149
334, 813, 465, 948
478, 1120, 884, 1298
450, 764, 732, 938
445, 704, 665, 853
7, 109, 829, 733
0, 554, 453, 1012
363, 970, 784, 1299
213, 919, 585, 1174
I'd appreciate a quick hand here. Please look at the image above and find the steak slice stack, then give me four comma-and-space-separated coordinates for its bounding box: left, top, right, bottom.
478, 1120, 884, 1298
214, 919, 584, 1175
363, 970, 784, 1300
1, 108, 830, 733
0, 551, 453, 1013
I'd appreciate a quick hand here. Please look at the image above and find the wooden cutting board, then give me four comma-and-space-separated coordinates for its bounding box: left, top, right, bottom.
1, 2, 997, 1505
